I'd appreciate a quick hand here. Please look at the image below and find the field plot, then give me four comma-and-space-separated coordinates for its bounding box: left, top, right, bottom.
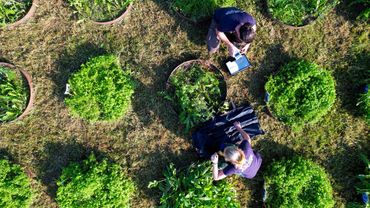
0, 0, 369, 207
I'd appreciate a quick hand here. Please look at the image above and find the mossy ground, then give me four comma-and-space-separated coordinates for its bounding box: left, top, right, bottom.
0, 0, 369, 207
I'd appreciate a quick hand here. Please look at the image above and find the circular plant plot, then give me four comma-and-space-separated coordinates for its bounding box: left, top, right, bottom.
0, 158, 35, 208
65, 55, 135, 122
0, 0, 36, 28
172, 0, 236, 23
265, 60, 336, 131
149, 162, 240, 208
56, 154, 135, 208
0, 62, 33, 123
264, 156, 334, 208
266, 0, 338, 28
66, 0, 133, 24
166, 60, 226, 132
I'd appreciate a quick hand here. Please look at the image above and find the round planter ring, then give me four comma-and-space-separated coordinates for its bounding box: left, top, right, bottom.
171, 3, 212, 25
91, 3, 133, 25
5, 0, 38, 28
166, 59, 227, 120
0, 62, 34, 123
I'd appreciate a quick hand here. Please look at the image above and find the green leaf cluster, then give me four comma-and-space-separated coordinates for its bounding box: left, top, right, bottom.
56, 154, 135, 208
265, 60, 336, 130
65, 55, 135, 122
169, 64, 224, 131
267, 0, 338, 26
357, 87, 370, 125
0, 158, 34, 208
66, 0, 132, 22
173, 0, 236, 21
0, 0, 31, 27
264, 156, 334, 208
356, 154, 370, 194
349, 0, 370, 20
148, 162, 240, 208
0, 66, 28, 123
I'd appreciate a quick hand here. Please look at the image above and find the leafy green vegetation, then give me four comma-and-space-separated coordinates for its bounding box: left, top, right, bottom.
265, 60, 336, 130
65, 55, 135, 122
357, 86, 370, 124
0, 66, 28, 123
66, 0, 132, 22
56, 154, 135, 208
148, 162, 240, 208
168, 64, 224, 131
356, 154, 370, 196
264, 156, 334, 208
173, 0, 236, 21
0, 0, 32, 27
349, 0, 370, 20
267, 0, 338, 26
0, 158, 34, 208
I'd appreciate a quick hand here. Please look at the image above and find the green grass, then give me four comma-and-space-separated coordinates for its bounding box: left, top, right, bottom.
66, 0, 132, 22
0, 0, 369, 207
267, 0, 338, 26
0, 66, 28, 123
0, 0, 32, 27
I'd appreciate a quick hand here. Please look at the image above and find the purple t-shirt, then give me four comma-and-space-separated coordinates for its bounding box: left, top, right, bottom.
221, 140, 262, 179
213, 7, 256, 33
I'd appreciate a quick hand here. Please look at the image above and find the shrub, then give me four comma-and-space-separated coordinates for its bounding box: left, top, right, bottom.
65, 55, 135, 122
357, 86, 370, 124
264, 156, 334, 208
173, 0, 236, 21
0, 66, 29, 123
66, 0, 132, 22
265, 60, 336, 130
0, 0, 32, 27
148, 162, 240, 208
267, 0, 338, 26
56, 154, 135, 208
168, 64, 225, 131
0, 158, 34, 208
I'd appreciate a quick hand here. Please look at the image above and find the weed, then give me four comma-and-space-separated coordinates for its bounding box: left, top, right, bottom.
56, 154, 135, 208
66, 0, 133, 22
264, 156, 334, 208
0, 66, 28, 123
357, 86, 370, 124
65, 55, 135, 122
148, 162, 240, 208
0, 0, 31, 26
267, 0, 338, 26
265, 60, 336, 131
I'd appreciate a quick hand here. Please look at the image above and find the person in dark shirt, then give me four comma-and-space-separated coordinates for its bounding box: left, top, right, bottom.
207, 7, 257, 56
211, 121, 262, 180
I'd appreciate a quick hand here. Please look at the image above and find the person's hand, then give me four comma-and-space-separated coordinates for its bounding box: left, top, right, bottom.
234, 121, 242, 129
240, 44, 250, 54
211, 153, 219, 164
228, 44, 240, 57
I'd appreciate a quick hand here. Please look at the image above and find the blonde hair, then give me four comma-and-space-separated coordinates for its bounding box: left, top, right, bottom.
223, 146, 246, 167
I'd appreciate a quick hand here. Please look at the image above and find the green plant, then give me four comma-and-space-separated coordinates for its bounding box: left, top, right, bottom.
173, 0, 236, 21
356, 154, 370, 196
66, 0, 132, 22
0, 158, 34, 208
65, 55, 135, 122
0, 66, 28, 123
264, 156, 334, 208
148, 162, 240, 208
349, 0, 370, 20
56, 154, 135, 208
168, 64, 224, 131
265, 60, 336, 130
0, 0, 32, 26
357, 86, 370, 124
267, 0, 338, 26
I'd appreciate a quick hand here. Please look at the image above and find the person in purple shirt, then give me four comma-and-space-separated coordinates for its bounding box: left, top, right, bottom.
207, 7, 257, 56
211, 121, 262, 180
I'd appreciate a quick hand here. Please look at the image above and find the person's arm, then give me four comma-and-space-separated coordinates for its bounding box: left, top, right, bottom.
211, 153, 227, 181
240, 25, 256, 54
215, 28, 239, 57
234, 121, 251, 145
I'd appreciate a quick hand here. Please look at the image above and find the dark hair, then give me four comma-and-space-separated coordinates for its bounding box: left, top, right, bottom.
239, 23, 256, 43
